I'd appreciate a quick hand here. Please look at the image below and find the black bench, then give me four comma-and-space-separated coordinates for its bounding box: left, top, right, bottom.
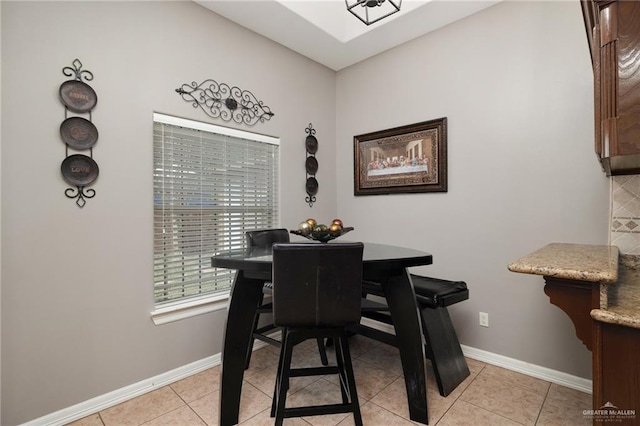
353, 274, 470, 397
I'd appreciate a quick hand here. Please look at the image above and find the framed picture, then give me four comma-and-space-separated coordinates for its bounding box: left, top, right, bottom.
353, 117, 447, 196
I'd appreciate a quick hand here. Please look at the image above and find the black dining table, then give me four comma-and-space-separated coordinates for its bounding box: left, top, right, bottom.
211, 241, 433, 425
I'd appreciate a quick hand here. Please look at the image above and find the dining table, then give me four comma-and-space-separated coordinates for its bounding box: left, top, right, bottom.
211, 240, 433, 425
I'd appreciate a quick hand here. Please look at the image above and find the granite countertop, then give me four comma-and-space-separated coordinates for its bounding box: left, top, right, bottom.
591, 254, 640, 329
507, 243, 619, 283
509, 243, 640, 330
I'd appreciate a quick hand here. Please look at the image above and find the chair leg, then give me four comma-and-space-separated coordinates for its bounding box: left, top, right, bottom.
338, 333, 362, 426
420, 306, 470, 397
316, 338, 329, 366
271, 329, 288, 418
273, 330, 295, 425
334, 335, 349, 404
245, 293, 265, 370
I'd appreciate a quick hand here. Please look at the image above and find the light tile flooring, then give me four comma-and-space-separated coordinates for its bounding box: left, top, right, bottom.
68, 336, 592, 425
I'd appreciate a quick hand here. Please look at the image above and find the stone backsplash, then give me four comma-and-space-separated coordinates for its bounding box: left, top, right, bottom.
607, 254, 640, 310
608, 180, 640, 327
611, 176, 640, 255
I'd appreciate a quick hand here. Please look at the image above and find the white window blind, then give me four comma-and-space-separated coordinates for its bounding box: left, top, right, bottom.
153, 113, 280, 306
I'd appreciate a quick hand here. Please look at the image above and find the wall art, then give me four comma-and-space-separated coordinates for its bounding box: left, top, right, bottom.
59, 59, 99, 207
175, 79, 274, 126
354, 117, 447, 195
305, 123, 318, 207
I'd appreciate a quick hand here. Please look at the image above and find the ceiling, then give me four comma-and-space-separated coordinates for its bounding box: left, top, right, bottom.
195, 0, 502, 71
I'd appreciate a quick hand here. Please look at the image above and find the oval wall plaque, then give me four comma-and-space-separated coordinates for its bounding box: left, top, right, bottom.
59, 80, 98, 113
61, 154, 99, 186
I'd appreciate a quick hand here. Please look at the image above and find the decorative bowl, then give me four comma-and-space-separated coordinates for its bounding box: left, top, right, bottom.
290, 226, 354, 243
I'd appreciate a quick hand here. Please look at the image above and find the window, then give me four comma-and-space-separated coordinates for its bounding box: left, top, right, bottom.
153, 113, 280, 313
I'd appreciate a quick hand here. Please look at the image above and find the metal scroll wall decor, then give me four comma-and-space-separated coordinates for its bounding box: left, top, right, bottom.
175, 79, 274, 126
59, 59, 99, 208
305, 123, 319, 207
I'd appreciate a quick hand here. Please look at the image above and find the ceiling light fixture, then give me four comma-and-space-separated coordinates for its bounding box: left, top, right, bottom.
346, 0, 402, 26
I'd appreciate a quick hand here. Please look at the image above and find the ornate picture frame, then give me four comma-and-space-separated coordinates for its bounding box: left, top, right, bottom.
353, 117, 447, 196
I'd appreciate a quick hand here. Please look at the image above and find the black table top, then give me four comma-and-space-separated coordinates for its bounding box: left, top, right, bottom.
211, 241, 433, 273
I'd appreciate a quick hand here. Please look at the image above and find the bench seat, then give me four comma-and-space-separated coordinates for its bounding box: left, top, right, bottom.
354, 274, 470, 397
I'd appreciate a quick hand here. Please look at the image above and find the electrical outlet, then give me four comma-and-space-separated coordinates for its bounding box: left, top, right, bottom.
479, 312, 489, 327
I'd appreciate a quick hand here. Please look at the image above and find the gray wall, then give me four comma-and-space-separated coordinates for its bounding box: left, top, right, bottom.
0, 2, 336, 424
1, 0, 612, 424
336, 0, 609, 378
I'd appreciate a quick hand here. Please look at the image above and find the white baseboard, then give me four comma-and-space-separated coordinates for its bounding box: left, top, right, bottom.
20, 354, 221, 426
461, 345, 592, 394
22, 319, 592, 425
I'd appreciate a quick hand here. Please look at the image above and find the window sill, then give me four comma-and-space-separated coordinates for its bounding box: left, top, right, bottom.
151, 293, 229, 325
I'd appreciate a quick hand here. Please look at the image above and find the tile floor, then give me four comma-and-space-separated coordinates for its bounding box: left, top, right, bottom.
68, 336, 592, 425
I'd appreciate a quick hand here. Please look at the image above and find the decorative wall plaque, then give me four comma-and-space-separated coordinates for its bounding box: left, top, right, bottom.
175, 79, 274, 126
305, 123, 318, 207
59, 59, 99, 207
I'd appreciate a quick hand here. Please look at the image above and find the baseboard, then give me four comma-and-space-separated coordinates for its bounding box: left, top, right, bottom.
23, 319, 592, 425
20, 354, 221, 426
359, 317, 593, 394
460, 345, 592, 394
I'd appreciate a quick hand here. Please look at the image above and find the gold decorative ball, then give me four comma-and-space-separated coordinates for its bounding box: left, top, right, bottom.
297, 221, 312, 236
331, 219, 344, 229
329, 223, 342, 236
306, 218, 317, 229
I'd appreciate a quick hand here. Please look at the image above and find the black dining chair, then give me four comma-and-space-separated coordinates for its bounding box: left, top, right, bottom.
244, 229, 328, 370
271, 242, 364, 426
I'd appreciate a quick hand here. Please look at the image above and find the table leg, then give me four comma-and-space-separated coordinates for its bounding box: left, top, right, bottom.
219, 270, 265, 426
381, 269, 428, 424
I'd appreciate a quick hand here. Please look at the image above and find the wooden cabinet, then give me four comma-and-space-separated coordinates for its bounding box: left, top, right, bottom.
581, 0, 640, 175
593, 321, 640, 423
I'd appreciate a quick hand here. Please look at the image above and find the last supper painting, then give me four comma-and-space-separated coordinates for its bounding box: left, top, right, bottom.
354, 117, 447, 195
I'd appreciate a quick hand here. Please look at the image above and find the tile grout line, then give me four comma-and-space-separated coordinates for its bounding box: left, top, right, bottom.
456, 399, 528, 426
141, 386, 189, 426
463, 364, 551, 425
457, 363, 530, 425
432, 362, 487, 425
477, 365, 555, 398
169, 383, 211, 426
533, 383, 552, 426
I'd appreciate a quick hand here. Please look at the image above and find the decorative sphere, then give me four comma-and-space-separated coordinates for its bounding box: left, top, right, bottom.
306, 218, 317, 229
297, 221, 312, 235
329, 223, 342, 236
312, 224, 329, 238
331, 219, 344, 229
